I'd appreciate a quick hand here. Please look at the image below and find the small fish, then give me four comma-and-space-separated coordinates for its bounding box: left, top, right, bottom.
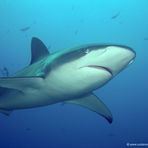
111, 12, 120, 19
74, 30, 79, 35
5, 29, 10, 34
60, 127, 66, 133
108, 133, 115, 137
144, 37, 148, 41
25, 127, 31, 131
71, 5, 75, 10
20, 26, 30, 32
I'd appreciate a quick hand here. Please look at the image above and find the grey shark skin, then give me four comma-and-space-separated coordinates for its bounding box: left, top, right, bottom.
0, 37, 136, 123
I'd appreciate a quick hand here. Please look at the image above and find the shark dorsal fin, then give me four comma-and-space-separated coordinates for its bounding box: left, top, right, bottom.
30, 37, 49, 64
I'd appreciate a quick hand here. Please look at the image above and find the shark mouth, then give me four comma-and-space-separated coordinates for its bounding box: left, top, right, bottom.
86, 65, 113, 76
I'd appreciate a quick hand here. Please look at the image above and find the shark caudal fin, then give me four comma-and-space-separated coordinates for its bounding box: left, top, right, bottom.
65, 94, 113, 124
30, 37, 50, 65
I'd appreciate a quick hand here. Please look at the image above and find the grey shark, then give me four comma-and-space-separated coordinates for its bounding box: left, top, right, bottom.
0, 37, 136, 123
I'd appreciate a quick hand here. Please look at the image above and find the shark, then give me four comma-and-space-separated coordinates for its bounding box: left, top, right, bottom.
0, 37, 136, 123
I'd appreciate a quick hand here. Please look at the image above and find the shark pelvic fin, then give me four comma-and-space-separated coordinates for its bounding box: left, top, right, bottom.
0, 77, 44, 92
64, 94, 113, 124
30, 37, 49, 64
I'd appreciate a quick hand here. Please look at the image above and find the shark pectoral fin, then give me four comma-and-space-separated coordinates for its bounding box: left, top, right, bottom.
0, 77, 43, 92
30, 37, 49, 64
0, 109, 12, 116
65, 94, 113, 124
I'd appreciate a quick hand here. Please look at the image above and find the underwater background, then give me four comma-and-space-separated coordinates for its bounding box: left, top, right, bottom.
0, 0, 148, 148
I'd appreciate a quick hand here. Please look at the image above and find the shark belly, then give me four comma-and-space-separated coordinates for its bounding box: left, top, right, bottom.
0, 77, 85, 110
44, 66, 112, 100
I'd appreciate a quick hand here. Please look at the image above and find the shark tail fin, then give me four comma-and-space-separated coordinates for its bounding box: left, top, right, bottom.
0, 109, 12, 116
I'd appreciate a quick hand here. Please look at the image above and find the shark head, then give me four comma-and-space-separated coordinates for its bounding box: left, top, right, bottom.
44, 44, 136, 96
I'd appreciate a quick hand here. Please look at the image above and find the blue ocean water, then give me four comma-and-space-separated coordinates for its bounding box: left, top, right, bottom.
0, 0, 148, 148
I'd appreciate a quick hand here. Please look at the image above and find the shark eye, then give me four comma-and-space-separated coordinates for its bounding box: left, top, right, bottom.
84, 48, 90, 54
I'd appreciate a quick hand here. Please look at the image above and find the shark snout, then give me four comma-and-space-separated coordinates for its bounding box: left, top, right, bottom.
118, 46, 136, 65
78, 45, 136, 77
123, 46, 136, 61
105, 45, 136, 75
